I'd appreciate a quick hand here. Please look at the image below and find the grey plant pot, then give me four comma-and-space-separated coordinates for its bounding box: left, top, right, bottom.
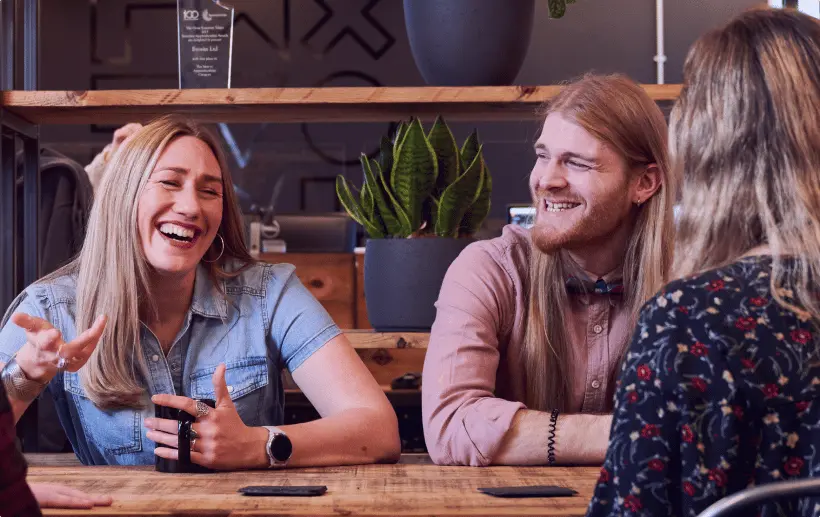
364, 237, 474, 332
403, 0, 535, 86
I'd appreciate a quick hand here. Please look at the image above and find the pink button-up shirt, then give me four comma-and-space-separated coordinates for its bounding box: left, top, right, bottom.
422, 225, 632, 466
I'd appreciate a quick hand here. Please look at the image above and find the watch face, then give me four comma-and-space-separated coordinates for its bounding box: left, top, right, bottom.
271, 433, 292, 462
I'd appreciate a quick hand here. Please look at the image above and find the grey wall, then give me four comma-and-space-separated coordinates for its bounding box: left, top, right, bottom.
38, 0, 763, 229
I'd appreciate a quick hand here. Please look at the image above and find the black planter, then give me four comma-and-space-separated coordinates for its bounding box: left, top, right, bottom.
364, 238, 473, 332
403, 0, 535, 86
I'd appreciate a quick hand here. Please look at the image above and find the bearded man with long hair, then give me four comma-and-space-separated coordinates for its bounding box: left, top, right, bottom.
422, 73, 676, 466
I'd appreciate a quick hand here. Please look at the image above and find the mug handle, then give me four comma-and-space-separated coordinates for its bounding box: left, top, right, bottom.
178, 420, 193, 465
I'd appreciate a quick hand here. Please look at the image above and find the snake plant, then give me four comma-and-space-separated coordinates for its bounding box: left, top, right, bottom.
336, 117, 492, 239
548, 0, 577, 19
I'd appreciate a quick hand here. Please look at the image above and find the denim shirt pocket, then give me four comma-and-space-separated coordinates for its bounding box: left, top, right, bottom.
189, 356, 269, 426
63, 372, 143, 455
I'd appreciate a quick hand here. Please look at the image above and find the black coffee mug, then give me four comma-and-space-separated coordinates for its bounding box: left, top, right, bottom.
154, 399, 216, 473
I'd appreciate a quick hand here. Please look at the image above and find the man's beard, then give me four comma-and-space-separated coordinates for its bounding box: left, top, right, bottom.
531, 200, 627, 255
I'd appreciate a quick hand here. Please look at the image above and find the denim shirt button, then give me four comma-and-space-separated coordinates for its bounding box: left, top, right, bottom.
227, 385, 234, 393
151, 355, 159, 362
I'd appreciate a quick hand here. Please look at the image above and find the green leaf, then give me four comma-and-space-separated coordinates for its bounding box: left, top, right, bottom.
460, 130, 480, 174
378, 136, 393, 180
379, 162, 413, 237
362, 155, 404, 236
393, 121, 410, 155
391, 118, 438, 232
548, 0, 567, 18
460, 160, 492, 234
336, 176, 384, 238
359, 177, 384, 236
435, 146, 485, 237
361, 177, 375, 215
427, 116, 460, 197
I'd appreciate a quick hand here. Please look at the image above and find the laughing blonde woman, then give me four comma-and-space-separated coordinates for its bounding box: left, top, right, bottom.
0, 115, 400, 469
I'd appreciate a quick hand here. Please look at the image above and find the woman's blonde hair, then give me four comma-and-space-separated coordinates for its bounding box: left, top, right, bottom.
48, 115, 253, 408
671, 7, 820, 335
523, 74, 676, 411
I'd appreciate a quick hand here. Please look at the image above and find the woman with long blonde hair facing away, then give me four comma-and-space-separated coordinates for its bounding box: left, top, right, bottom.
0, 115, 400, 470
589, 7, 820, 516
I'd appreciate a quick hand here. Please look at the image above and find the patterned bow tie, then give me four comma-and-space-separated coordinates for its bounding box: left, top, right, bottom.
565, 276, 624, 295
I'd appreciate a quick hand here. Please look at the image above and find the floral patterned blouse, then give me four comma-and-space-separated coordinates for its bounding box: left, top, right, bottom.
587, 256, 820, 517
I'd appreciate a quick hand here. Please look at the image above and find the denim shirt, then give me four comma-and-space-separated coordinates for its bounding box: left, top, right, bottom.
0, 262, 341, 466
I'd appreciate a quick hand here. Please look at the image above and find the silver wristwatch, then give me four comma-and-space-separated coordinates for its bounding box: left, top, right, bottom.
1, 356, 49, 403
263, 426, 293, 468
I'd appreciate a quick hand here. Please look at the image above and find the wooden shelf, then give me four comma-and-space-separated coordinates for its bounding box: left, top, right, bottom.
1, 85, 682, 124
344, 330, 429, 349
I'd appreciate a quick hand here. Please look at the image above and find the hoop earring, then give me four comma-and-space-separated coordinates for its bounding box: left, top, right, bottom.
203, 234, 225, 263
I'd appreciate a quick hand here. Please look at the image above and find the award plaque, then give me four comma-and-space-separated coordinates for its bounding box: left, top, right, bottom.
177, 0, 234, 88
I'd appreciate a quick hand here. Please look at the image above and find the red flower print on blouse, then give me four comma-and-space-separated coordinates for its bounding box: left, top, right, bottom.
641, 424, 660, 439
784, 457, 804, 476
692, 377, 708, 392
763, 384, 779, 398
791, 329, 811, 345
707, 279, 725, 292
735, 317, 757, 331
637, 364, 652, 381
690, 342, 708, 357
648, 459, 665, 471
586, 258, 820, 516
624, 495, 642, 512
598, 467, 609, 484
708, 468, 728, 488
750, 297, 766, 307
678, 306, 689, 314
682, 425, 694, 443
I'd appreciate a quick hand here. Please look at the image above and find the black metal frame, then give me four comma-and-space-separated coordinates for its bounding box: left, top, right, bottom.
1, 0, 41, 452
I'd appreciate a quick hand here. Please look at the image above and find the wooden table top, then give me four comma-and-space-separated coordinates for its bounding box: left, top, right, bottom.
26, 454, 598, 516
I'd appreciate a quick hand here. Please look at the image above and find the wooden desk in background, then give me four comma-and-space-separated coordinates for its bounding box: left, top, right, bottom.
26, 454, 598, 516
260, 251, 432, 386
344, 330, 429, 387
259, 252, 367, 330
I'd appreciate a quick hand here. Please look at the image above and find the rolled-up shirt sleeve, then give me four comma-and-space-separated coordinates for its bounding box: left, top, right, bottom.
422, 243, 525, 466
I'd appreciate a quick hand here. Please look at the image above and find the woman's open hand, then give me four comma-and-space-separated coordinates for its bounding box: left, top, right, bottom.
11, 313, 107, 384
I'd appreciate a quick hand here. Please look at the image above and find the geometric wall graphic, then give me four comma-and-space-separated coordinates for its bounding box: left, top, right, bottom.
301, 0, 395, 59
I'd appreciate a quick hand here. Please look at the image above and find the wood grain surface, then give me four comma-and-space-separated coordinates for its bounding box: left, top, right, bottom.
344, 330, 429, 349
26, 455, 598, 516
2, 85, 682, 124
259, 253, 357, 330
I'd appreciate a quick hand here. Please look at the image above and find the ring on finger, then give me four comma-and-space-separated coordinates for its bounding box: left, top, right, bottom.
54, 345, 68, 370
194, 400, 211, 418
190, 438, 197, 452
188, 426, 199, 440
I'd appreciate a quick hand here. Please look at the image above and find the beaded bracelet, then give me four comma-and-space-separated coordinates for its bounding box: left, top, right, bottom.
547, 408, 559, 465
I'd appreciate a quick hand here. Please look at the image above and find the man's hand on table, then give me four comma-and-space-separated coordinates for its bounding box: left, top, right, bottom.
30, 483, 113, 509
